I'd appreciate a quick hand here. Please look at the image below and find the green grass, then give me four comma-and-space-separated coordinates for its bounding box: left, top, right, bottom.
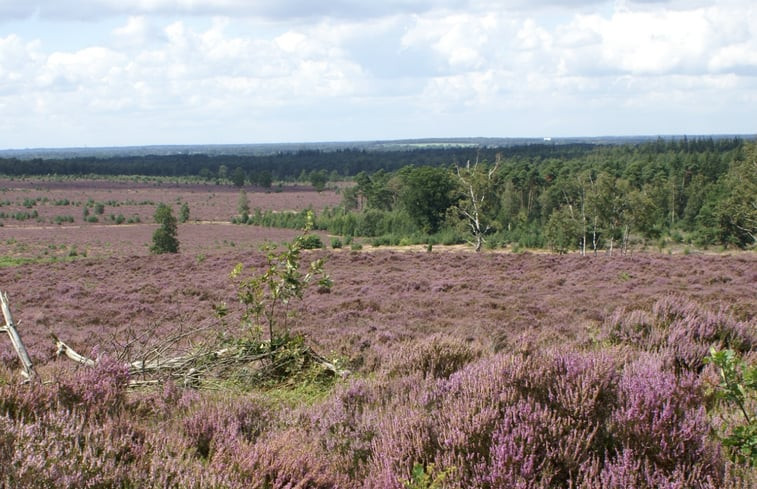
0, 254, 82, 268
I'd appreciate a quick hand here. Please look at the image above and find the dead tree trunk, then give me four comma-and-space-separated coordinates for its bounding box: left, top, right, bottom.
0, 291, 37, 380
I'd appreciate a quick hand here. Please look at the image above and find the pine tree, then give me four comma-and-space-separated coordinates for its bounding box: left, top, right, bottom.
151, 203, 179, 254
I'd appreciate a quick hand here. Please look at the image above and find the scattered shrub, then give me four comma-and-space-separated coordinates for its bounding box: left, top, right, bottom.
299, 234, 323, 249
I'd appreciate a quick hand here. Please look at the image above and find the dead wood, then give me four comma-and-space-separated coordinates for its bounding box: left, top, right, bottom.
1, 291, 37, 380
52, 331, 349, 388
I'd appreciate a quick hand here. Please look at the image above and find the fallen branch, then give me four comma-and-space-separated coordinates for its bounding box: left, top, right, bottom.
52, 334, 96, 367
52, 332, 349, 388
1, 291, 37, 381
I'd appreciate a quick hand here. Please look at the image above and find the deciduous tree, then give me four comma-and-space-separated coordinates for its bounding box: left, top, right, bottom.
716, 144, 756, 248
455, 157, 500, 252
400, 166, 456, 234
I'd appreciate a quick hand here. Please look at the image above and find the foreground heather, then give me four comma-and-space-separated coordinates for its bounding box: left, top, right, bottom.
0, 252, 755, 487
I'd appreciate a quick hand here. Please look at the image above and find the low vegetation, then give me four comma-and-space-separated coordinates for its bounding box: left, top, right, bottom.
1, 229, 755, 487
0, 139, 754, 487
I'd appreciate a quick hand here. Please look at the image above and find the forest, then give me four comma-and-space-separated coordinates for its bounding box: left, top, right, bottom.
235, 137, 755, 252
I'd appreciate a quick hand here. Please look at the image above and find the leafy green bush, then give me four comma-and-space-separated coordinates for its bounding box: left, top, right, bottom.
705, 348, 757, 466
179, 202, 190, 223
53, 215, 75, 225
299, 234, 324, 249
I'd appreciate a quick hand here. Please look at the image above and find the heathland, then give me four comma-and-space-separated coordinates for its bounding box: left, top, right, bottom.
0, 139, 755, 487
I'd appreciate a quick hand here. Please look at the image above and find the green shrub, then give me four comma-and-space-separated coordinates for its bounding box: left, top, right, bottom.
179, 202, 190, 223
299, 234, 323, 249
53, 215, 75, 225
331, 238, 343, 249
705, 348, 757, 466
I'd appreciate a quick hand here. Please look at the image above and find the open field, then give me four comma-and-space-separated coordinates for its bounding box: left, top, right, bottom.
0, 178, 342, 225
0, 178, 755, 488
1, 248, 754, 368
0, 178, 340, 261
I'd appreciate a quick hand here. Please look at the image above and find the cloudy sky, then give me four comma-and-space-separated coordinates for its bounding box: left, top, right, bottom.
0, 0, 755, 149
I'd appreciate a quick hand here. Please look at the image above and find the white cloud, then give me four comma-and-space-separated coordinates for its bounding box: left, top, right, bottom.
0, 0, 754, 147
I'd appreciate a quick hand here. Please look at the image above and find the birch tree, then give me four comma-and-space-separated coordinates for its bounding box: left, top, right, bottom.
455, 156, 500, 252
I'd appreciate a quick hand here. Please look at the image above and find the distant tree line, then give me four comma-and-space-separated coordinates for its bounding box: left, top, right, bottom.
0, 144, 602, 182
237, 138, 755, 250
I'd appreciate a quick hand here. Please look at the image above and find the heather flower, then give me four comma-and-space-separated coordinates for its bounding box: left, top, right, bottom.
56, 355, 130, 418
385, 334, 482, 379
610, 355, 722, 478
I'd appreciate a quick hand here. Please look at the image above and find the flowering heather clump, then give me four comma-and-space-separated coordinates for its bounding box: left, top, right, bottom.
384, 334, 483, 379
545, 350, 619, 424
236, 427, 350, 489
0, 378, 59, 421
130, 379, 200, 418
56, 355, 130, 418
476, 399, 591, 488
183, 395, 273, 459
604, 295, 755, 372
364, 406, 438, 489
0, 409, 144, 487
309, 379, 378, 478
610, 355, 721, 478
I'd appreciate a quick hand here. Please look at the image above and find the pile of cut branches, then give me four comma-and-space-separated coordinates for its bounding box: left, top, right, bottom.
52, 331, 347, 389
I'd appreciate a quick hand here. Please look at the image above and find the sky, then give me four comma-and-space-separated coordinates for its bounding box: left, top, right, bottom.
0, 0, 755, 149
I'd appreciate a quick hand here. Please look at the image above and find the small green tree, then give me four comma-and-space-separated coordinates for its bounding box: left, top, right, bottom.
231, 167, 246, 187
179, 202, 190, 223
258, 170, 273, 188
237, 190, 250, 222
309, 170, 328, 192
545, 206, 581, 254
231, 211, 331, 344
218, 164, 228, 182
401, 166, 457, 234
151, 203, 179, 254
